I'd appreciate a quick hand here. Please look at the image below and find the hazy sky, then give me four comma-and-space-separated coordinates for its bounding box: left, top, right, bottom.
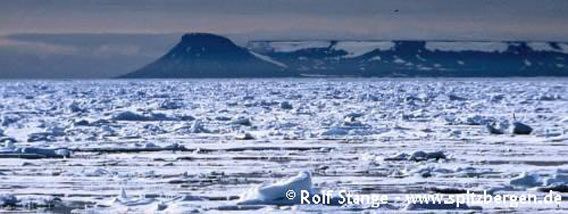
1, 0, 568, 40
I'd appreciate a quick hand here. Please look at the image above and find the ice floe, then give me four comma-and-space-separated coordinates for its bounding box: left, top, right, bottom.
486, 122, 507, 134
238, 171, 316, 205
384, 151, 447, 162
113, 188, 156, 206
280, 101, 293, 110
235, 132, 255, 140
504, 170, 568, 193
509, 172, 542, 187
537, 171, 568, 192
0, 146, 71, 158
0, 194, 62, 209
0, 194, 17, 207
512, 122, 533, 135
230, 116, 252, 126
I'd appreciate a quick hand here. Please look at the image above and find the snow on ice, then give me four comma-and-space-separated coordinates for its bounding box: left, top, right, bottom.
0, 79, 567, 212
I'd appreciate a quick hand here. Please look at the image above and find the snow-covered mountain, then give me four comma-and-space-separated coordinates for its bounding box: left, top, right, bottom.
122, 33, 568, 78
248, 40, 568, 77
122, 33, 293, 78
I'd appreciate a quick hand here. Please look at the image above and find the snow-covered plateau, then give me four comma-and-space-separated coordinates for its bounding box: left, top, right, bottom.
1, 78, 568, 213
122, 33, 568, 78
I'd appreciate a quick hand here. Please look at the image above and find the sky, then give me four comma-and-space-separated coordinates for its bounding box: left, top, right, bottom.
1, 0, 568, 78
1, 0, 568, 41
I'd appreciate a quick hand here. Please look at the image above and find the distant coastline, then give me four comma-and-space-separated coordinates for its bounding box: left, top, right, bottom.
121, 33, 568, 78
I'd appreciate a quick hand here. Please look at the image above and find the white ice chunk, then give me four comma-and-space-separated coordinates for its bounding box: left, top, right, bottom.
112, 188, 155, 206
237, 171, 316, 205
509, 172, 542, 187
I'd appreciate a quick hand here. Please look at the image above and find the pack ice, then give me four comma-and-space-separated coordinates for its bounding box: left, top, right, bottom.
0, 78, 567, 213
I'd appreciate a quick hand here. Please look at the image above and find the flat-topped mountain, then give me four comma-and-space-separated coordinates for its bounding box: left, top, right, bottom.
121, 33, 293, 78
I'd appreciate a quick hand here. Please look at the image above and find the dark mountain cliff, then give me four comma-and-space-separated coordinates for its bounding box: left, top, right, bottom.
122, 33, 293, 78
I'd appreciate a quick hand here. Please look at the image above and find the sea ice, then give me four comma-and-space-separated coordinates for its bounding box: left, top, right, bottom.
486, 122, 507, 134
111, 110, 180, 121
230, 117, 252, 126
0, 194, 17, 207
410, 151, 446, 161
405, 202, 479, 211
385, 151, 446, 162
463, 115, 493, 125
237, 171, 316, 205
235, 132, 255, 140
190, 119, 208, 133
158, 100, 184, 110
512, 122, 533, 135
320, 127, 350, 136
280, 101, 293, 110
112, 188, 155, 206
0, 146, 71, 158
544, 173, 568, 187
407, 165, 454, 177
509, 172, 542, 187
112, 111, 151, 121
1, 79, 567, 212
17, 195, 62, 208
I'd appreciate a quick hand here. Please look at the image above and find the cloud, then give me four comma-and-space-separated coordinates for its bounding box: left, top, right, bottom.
0, 38, 78, 55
